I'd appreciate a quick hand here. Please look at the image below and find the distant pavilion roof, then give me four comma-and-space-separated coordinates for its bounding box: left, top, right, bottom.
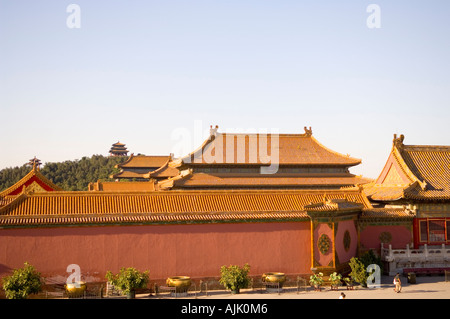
116, 155, 171, 169
110, 154, 179, 180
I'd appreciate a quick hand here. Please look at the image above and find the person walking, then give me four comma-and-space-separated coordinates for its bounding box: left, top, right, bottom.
394, 273, 402, 293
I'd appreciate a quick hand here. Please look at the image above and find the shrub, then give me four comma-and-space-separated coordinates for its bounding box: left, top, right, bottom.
105, 267, 149, 297
309, 272, 324, 286
349, 250, 384, 288
2, 262, 43, 299
349, 257, 368, 287
219, 263, 250, 293
329, 272, 342, 287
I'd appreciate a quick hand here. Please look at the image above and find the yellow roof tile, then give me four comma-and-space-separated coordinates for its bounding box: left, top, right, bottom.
181, 128, 361, 167
366, 135, 450, 201
0, 189, 370, 227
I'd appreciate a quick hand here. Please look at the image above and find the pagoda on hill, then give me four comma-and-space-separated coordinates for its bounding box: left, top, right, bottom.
109, 141, 128, 156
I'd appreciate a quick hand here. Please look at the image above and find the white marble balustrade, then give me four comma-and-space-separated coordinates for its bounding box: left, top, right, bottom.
380, 243, 450, 275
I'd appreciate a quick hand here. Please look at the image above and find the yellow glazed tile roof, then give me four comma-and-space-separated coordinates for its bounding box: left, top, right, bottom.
304, 198, 364, 212
88, 181, 156, 192
0, 167, 62, 197
117, 155, 171, 168
365, 135, 450, 201
180, 127, 361, 167
170, 172, 373, 189
361, 208, 413, 219
0, 189, 370, 227
400, 145, 450, 199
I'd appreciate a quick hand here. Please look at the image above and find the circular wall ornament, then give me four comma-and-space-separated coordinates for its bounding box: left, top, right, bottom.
343, 230, 351, 252
379, 231, 392, 244
318, 234, 331, 255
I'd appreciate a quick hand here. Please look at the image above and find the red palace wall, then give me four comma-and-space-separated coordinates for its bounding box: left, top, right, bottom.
0, 222, 311, 283
359, 224, 413, 252
313, 223, 334, 267
335, 220, 358, 264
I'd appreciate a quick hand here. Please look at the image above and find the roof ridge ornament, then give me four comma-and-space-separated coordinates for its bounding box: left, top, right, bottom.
393, 134, 405, 149
422, 180, 427, 190
210, 125, 219, 137
27, 157, 42, 171
304, 126, 312, 136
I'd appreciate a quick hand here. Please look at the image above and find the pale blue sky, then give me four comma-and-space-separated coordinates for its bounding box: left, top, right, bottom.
1, 1, 449, 179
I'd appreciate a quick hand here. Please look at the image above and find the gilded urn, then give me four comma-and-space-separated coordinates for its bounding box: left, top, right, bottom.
166, 276, 191, 292
262, 272, 286, 286
65, 281, 87, 296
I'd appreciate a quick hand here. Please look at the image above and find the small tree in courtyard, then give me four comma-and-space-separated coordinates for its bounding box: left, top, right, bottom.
349, 250, 384, 288
105, 267, 149, 299
219, 263, 251, 294
2, 262, 43, 299
349, 257, 368, 287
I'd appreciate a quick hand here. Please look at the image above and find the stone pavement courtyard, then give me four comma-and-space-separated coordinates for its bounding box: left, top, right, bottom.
136, 275, 450, 299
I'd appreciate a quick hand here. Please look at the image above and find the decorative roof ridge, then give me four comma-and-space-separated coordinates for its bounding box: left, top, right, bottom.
0, 166, 63, 197
309, 135, 361, 166
403, 191, 450, 201
115, 153, 135, 168
304, 197, 364, 212
393, 134, 405, 149
360, 207, 414, 220
362, 207, 407, 211
157, 169, 195, 190
183, 172, 359, 178
15, 186, 365, 197
393, 133, 449, 152
401, 144, 450, 152
402, 180, 422, 194
144, 158, 172, 178
219, 133, 311, 138
218, 126, 313, 138
0, 192, 28, 215
116, 154, 171, 168
392, 138, 427, 191
0, 170, 35, 197
178, 126, 219, 165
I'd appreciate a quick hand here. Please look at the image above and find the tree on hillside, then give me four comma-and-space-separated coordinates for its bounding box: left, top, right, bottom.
0, 155, 127, 192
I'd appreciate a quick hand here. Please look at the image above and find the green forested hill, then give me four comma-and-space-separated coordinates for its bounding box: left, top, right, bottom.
0, 155, 127, 192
